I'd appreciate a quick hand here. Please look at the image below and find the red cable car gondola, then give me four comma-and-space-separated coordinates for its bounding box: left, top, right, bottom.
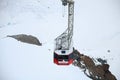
53, 0, 74, 65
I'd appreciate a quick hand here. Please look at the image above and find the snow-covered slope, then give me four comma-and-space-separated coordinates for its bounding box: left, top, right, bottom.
0, 0, 120, 80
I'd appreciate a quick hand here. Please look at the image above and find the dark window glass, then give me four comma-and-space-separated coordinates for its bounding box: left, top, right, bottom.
58, 55, 68, 59
61, 50, 66, 54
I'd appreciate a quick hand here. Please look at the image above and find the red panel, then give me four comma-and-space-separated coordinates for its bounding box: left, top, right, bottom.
54, 58, 58, 64
54, 58, 74, 65
68, 59, 74, 64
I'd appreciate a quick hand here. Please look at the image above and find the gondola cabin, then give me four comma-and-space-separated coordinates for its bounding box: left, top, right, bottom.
54, 0, 74, 65
54, 47, 74, 65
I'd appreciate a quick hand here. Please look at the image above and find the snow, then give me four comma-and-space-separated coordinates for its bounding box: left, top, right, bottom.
0, 0, 120, 80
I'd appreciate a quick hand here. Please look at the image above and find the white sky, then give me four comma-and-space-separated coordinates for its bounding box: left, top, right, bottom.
0, 0, 120, 80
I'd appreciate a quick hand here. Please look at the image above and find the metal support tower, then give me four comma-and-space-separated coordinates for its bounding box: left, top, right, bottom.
55, 0, 74, 50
